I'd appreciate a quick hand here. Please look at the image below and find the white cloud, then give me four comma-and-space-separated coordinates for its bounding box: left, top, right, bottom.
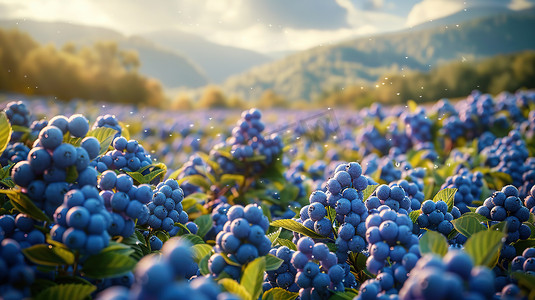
509, 0, 535, 10
406, 0, 465, 27
406, 0, 535, 27
0, 0, 415, 53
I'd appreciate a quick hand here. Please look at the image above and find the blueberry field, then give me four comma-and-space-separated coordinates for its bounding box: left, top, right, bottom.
1, 90, 535, 300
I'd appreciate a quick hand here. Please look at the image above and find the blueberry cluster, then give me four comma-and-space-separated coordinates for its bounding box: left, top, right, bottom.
126, 238, 200, 299
4, 101, 30, 127
511, 247, 535, 273
0, 214, 45, 248
358, 124, 389, 155
356, 246, 421, 300
441, 171, 483, 213
299, 162, 370, 260
415, 200, 459, 236
366, 184, 411, 214
174, 155, 209, 196
98, 275, 225, 300
3, 101, 30, 142
229, 109, 283, 163
92, 136, 152, 174
476, 185, 531, 259
0, 237, 35, 299
51, 186, 112, 254
264, 246, 299, 292
432, 98, 457, 118
441, 115, 465, 141
11, 118, 101, 217
0, 142, 29, 167
211, 109, 283, 175
520, 157, 535, 199
28, 119, 48, 142
399, 252, 495, 300
139, 179, 187, 235
291, 237, 352, 299
391, 180, 425, 211
388, 123, 411, 153
524, 185, 535, 214
213, 204, 271, 267
365, 206, 419, 275
413, 142, 438, 161
98, 171, 152, 237
477, 131, 496, 152
205, 203, 231, 240
481, 130, 529, 187
92, 114, 122, 137
458, 91, 496, 135
402, 108, 432, 144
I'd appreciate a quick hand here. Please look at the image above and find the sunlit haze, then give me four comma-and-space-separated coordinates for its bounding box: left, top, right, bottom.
1, 0, 533, 54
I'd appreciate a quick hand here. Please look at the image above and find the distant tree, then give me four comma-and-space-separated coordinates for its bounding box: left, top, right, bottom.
172, 93, 193, 110
197, 86, 227, 109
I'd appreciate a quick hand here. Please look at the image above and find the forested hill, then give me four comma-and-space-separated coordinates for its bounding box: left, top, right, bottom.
219, 10, 535, 102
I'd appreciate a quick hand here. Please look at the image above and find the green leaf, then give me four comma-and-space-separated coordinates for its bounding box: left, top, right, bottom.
461, 212, 490, 223
270, 219, 329, 240
177, 174, 211, 190
261, 203, 273, 222
419, 230, 448, 257
280, 184, 299, 204
143, 167, 166, 184
511, 271, 535, 291
241, 257, 266, 300
181, 234, 205, 245
194, 214, 213, 238
2, 190, 51, 222
23, 244, 74, 266
220, 253, 242, 267
125, 171, 145, 184
221, 174, 246, 186
362, 184, 378, 201
464, 230, 505, 267
265, 254, 284, 271
192, 244, 213, 263
199, 253, 210, 275
329, 292, 355, 300
487, 171, 512, 190
220, 278, 251, 300
10, 124, 30, 133
433, 188, 457, 212
276, 238, 297, 251
262, 287, 299, 300
65, 165, 78, 184
81, 251, 136, 279
268, 227, 282, 245
513, 239, 535, 255
451, 214, 487, 238
35, 283, 96, 300
409, 210, 421, 224
87, 127, 118, 156
0, 111, 12, 155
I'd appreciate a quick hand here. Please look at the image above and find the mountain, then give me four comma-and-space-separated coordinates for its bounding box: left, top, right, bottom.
409, 6, 513, 30
218, 9, 535, 102
0, 19, 208, 88
142, 30, 272, 83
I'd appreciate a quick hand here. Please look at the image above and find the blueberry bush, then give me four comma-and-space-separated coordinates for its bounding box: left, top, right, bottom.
0, 91, 535, 300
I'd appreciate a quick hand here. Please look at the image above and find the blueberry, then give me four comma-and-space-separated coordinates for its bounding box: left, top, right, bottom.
11, 161, 35, 187
39, 126, 63, 150
81, 137, 100, 160
47, 115, 68, 133
68, 114, 89, 138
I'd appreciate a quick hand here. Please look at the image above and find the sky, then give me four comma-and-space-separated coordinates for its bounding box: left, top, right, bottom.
0, 0, 534, 54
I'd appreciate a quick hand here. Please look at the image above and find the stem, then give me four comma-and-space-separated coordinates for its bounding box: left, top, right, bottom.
72, 251, 80, 276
